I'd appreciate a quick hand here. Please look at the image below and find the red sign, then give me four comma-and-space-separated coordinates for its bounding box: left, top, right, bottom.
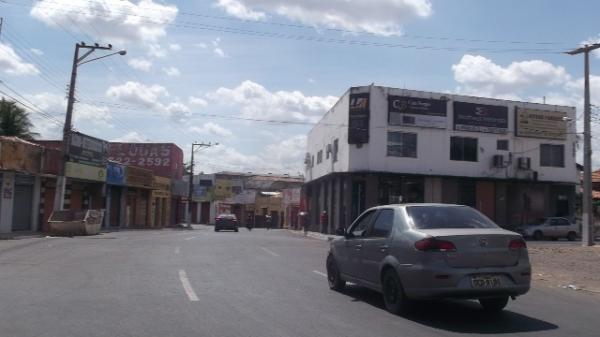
108, 143, 184, 179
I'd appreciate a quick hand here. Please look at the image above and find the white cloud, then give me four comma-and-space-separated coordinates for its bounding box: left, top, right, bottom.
214, 47, 227, 58
0, 43, 40, 75
112, 131, 147, 142
162, 66, 181, 76
207, 80, 338, 122
199, 135, 306, 174
106, 81, 195, 122
211, 37, 227, 58
147, 43, 168, 58
452, 54, 571, 98
308, 78, 316, 84
128, 58, 153, 71
169, 43, 182, 51
188, 96, 208, 107
214, 0, 432, 36
195, 43, 208, 48
106, 81, 169, 109
30, 48, 44, 56
30, 0, 178, 44
189, 122, 233, 138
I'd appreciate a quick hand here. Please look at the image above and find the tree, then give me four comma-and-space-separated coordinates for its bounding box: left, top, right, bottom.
0, 98, 39, 140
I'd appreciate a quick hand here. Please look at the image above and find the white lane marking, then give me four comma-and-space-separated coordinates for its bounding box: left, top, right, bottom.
313, 270, 327, 278
178, 270, 199, 302
261, 247, 279, 257
184, 236, 198, 241
174, 246, 180, 254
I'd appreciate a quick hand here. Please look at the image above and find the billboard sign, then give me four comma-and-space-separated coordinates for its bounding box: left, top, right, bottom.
108, 143, 183, 179
388, 96, 447, 129
69, 132, 108, 167
106, 162, 126, 185
453, 102, 508, 134
348, 92, 370, 144
515, 107, 567, 140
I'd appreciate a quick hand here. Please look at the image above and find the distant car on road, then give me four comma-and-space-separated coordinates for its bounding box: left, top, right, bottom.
326, 204, 531, 315
516, 217, 578, 241
215, 214, 238, 232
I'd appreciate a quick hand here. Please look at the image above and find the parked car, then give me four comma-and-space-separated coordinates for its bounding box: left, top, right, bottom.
326, 204, 531, 315
215, 214, 238, 232
515, 217, 578, 241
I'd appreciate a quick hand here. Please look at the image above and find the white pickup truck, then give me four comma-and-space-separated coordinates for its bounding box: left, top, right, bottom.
516, 217, 579, 241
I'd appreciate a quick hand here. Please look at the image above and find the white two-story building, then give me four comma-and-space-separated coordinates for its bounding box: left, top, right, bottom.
304, 85, 578, 233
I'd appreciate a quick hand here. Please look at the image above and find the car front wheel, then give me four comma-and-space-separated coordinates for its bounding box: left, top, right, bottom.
326, 254, 346, 291
382, 270, 410, 315
567, 232, 577, 241
533, 231, 543, 240
479, 296, 509, 312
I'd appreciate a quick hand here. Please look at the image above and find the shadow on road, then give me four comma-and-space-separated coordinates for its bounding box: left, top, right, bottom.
342, 286, 558, 334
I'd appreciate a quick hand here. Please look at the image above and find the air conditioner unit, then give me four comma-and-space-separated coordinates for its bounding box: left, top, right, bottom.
518, 157, 531, 170
492, 154, 504, 168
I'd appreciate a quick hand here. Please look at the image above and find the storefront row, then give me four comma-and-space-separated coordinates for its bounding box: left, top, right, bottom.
303, 172, 576, 234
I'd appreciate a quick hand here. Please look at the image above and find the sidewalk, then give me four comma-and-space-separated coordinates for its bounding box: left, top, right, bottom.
0, 233, 49, 255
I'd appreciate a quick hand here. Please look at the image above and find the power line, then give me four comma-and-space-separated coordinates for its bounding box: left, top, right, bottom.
4, 0, 565, 55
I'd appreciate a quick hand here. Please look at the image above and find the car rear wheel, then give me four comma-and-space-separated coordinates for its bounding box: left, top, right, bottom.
234, 227, 239, 232
567, 231, 577, 241
382, 270, 410, 315
214, 227, 219, 232
326, 254, 346, 291
479, 296, 509, 312
533, 230, 543, 240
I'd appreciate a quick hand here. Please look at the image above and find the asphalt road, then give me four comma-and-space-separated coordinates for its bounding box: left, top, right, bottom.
0, 227, 599, 337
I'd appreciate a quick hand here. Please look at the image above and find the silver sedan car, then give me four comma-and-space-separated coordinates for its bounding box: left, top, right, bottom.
326, 204, 531, 314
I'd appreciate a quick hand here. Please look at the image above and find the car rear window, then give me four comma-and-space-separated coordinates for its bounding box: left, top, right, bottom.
407, 206, 498, 229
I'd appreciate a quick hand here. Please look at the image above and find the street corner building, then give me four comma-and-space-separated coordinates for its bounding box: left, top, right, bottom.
303, 85, 578, 233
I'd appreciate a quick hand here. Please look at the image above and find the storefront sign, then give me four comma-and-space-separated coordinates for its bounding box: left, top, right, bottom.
453, 102, 508, 134
65, 162, 106, 182
388, 96, 447, 129
106, 162, 126, 185
515, 107, 567, 140
126, 166, 153, 188
348, 92, 370, 144
69, 132, 108, 167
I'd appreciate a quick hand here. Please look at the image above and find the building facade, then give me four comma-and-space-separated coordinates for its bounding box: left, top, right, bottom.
304, 86, 579, 233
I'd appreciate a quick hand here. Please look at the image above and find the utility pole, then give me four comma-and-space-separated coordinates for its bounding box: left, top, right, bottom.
53, 42, 126, 211
567, 43, 600, 246
187, 142, 217, 228
0, 17, 4, 40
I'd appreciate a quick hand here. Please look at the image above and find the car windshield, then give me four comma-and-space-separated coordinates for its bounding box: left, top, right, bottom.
407, 206, 499, 229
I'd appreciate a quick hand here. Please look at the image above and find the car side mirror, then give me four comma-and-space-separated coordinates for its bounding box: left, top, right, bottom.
335, 227, 346, 236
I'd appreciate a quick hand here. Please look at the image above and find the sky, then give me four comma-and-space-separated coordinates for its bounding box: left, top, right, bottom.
1, 0, 600, 174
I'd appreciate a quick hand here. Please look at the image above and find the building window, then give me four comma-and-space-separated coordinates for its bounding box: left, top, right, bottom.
326, 146, 330, 159
317, 150, 323, 164
387, 132, 417, 158
497, 139, 509, 151
333, 139, 339, 162
311, 155, 314, 167
450, 136, 478, 162
540, 144, 564, 167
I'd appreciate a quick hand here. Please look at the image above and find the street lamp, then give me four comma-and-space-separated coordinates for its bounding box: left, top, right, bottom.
53, 42, 127, 211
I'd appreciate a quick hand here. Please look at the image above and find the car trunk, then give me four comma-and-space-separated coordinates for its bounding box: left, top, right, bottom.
419, 229, 522, 268
217, 218, 236, 227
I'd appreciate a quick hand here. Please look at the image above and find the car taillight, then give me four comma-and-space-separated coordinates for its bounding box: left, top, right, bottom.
414, 238, 456, 252
233, 219, 237, 223
216, 217, 221, 222
509, 239, 527, 250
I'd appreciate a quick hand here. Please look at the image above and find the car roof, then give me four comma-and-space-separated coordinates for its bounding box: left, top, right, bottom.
368, 203, 467, 210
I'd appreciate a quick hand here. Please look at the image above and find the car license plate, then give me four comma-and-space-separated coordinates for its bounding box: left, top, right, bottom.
471, 275, 501, 288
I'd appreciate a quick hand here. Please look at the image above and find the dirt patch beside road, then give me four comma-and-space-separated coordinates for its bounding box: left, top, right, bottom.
529, 242, 600, 294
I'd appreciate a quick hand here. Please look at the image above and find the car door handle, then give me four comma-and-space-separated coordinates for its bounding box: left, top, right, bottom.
379, 245, 389, 252
354, 244, 363, 250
